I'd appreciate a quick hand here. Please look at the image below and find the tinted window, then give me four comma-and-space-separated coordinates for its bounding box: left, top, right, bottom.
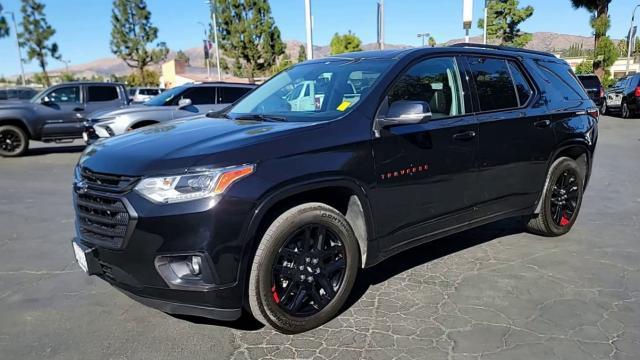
47, 86, 80, 103
88, 86, 119, 102
140, 88, 160, 96
386, 57, 465, 119
178, 87, 214, 105
507, 60, 533, 106
468, 57, 518, 111
0, 90, 7, 100
128, 89, 136, 96
577, 75, 600, 89
535, 60, 586, 100
218, 87, 250, 103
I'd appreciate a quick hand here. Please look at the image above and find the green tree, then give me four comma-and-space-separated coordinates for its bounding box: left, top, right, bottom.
175, 50, 190, 65
32, 72, 46, 86
594, 36, 618, 74
18, 0, 61, 87
330, 31, 362, 55
477, 0, 534, 48
60, 72, 75, 82
297, 44, 306, 63
428, 36, 436, 48
570, 0, 612, 79
126, 68, 159, 87
214, 0, 285, 83
273, 52, 293, 73
110, 0, 168, 86
0, 2, 10, 38
575, 60, 593, 74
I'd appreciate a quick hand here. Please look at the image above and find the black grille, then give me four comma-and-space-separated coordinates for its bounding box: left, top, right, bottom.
80, 167, 138, 193
76, 192, 132, 249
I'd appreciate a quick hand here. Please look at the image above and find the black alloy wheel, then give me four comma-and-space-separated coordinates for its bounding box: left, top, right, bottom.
271, 224, 346, 317
0, 125, 28, 157
549, 169, 580, 227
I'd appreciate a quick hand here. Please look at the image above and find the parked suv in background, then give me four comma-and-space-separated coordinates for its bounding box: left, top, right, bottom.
602, 73, 640, 118
576, 74, 604, 109
83, 82, 255, 143
0, 82, 128, 156
128, 87, 163, 103
0, 87, 39, 102
72, 44, 597, 334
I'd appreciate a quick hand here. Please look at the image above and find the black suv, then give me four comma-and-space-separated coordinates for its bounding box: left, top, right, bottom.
576, 74, 604, 109
71, 44, 598, 334
602, 73, 640, 118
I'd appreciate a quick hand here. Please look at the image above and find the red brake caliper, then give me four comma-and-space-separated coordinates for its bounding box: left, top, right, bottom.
559, 212, 570, 226
271, 285, 280, 303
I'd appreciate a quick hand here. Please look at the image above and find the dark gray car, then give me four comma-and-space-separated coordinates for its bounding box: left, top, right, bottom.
0, 82, 128, 157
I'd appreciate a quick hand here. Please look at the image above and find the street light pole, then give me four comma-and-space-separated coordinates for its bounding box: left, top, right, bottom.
417, 32, 430, 47
483, 0, 489, 44
205, 0, 222, 81
626, 4, 640, 76
304, 0, 313, 60
3, 11, 25, 86
197, 21, 210, 79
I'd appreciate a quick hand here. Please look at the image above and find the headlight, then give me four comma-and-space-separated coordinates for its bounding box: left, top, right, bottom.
134, 164, 254, 204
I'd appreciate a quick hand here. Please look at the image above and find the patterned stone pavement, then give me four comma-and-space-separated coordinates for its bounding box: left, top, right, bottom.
1, 117, 639, 359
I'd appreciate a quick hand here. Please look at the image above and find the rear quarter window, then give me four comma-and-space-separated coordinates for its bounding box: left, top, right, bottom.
534, 60, 587, 101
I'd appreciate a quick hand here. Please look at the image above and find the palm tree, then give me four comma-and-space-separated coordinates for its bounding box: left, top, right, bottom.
570, 0, 612, 78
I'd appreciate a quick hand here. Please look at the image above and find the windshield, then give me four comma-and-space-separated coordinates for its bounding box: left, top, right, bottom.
578, 76, 600, 89
144, 85, 186, 106
229, 58, 393, 122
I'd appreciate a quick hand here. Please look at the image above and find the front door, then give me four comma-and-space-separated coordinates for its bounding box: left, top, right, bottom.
37, 85, 84, 139
372, 56, 478, 251
172, 86, 218, 119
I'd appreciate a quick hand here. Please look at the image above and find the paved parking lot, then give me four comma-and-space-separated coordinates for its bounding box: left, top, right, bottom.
1, 116, 639, 360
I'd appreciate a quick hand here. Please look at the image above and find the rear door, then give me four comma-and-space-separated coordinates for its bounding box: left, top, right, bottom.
84, 85, 123, 114
372, 55, 479, 250
37, 85, 84, 138
466, 55, 555, 215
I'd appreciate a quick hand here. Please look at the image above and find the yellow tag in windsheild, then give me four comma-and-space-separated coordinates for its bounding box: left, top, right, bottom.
337, 101, 351, 111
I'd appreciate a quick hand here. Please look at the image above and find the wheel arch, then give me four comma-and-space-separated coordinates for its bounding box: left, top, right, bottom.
242, 178, 375, 272
0, 118, 33, 138
534, 141, 592, 214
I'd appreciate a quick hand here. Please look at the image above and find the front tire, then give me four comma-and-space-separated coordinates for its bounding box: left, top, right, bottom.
526, 157, 584, 236
248, 203, 359, 334
621, 102, 631, 119
0, 125, 29, 157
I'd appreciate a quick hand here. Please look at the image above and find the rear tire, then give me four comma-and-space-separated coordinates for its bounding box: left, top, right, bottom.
0, 125, 29, 157
526, 157, 584, 236
621, 102, 630, 119
248, 203, 359, 334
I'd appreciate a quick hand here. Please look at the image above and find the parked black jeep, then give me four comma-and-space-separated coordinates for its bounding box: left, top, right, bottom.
0, 82, 128, 156
72, 44, 598, 334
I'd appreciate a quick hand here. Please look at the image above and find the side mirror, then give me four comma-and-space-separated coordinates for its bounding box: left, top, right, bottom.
377, 100, 432, 128
177, 98, 192, 109
41, 96, 53, 105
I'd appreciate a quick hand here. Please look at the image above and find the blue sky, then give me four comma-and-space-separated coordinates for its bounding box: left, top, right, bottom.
0, 0, 638, 76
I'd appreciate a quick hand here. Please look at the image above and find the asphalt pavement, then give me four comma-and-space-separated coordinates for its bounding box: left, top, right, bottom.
1, 116, 639, 359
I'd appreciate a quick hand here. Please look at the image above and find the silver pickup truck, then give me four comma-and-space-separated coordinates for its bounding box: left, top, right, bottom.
0, 82, 128, 157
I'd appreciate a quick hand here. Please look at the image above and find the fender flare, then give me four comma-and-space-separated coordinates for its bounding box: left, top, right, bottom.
0, 117, 35, 138
239, 176, 376, 275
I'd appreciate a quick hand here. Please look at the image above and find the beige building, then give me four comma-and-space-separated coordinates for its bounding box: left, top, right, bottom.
562, 56, 639, 78
159, 59, 256, 88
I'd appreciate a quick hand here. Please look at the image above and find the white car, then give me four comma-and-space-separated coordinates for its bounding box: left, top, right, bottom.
128, 87, 163, 103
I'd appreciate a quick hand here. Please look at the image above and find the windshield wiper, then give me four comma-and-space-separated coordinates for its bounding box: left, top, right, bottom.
233, 113, 288, 122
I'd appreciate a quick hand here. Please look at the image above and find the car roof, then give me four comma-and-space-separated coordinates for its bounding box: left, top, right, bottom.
317, 44, 557, 63
55, 81, 126, 86
187, 82, 257, 88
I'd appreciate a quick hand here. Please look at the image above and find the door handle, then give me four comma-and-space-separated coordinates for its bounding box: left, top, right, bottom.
73, 107, 85, 112
534, 119, 551, 128
452, 130, 476, 141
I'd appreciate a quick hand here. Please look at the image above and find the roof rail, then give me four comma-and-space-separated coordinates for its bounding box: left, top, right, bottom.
448, 43, 557, 58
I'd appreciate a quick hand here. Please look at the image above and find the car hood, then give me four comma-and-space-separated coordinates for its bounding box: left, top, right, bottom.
89, 104, 155, 119
79, 117, 320, 175
0, 101, 33, 111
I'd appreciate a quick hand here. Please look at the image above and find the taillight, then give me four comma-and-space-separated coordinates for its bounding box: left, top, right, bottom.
635, 86, 640, 97
587, 108, 599, 120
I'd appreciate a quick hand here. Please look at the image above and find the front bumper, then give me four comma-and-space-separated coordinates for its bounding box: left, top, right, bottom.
72, 182, 256, 321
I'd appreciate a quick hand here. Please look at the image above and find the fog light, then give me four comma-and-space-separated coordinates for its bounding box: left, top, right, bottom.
187, 255, 202, 275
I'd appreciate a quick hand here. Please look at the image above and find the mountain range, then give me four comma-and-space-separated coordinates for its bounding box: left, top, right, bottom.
19, 32, 599, 79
